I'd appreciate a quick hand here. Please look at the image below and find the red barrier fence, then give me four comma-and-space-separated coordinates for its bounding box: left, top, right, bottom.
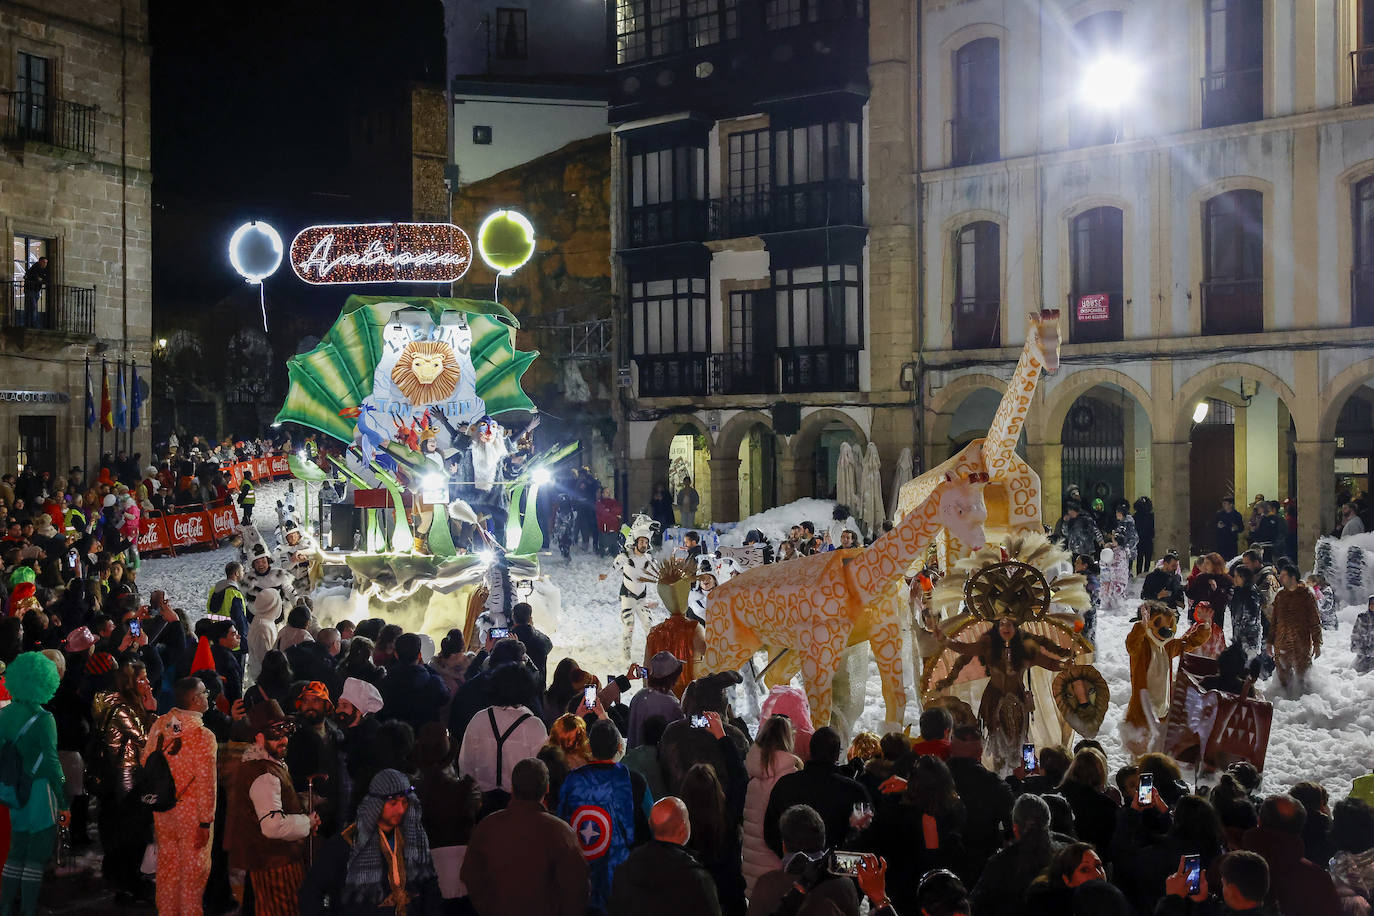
140, 457, 293, 556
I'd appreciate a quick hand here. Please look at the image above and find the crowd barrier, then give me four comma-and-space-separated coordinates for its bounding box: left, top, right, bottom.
138, 455, 292, 556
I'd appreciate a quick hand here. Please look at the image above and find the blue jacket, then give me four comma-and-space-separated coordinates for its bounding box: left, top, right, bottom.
558, 761, 652, 910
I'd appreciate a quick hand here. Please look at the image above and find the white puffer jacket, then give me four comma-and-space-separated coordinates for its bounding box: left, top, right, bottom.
741, 744, 803, 895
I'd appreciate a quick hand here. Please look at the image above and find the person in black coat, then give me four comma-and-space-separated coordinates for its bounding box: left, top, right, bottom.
608, 796, 723, 916
1057, 749, 1119, 863
378, 633, 450, 731
970, 794, 1062, 916
447, 638, 543, 746
948, 726, 1013, 874
762, 726, 871, 859
1142, 552, 1186, 609
510, 602, 553, 690
1214, 497, 1245, 559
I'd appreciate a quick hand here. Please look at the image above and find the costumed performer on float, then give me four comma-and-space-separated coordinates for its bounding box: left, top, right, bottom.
599, 515, 660, 660
449, 414, 537, 545
921, 532, 1099, 773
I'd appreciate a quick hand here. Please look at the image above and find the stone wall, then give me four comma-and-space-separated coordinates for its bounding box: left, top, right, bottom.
0, 1, 153, 475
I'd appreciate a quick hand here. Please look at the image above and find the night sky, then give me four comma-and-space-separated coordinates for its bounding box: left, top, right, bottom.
149, 0, 446, 335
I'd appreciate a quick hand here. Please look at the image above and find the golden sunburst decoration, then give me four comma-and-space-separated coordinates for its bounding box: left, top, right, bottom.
391, 340, 461, 405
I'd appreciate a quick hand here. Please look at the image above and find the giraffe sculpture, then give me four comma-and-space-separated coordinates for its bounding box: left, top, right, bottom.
704, 472, 989, 727
896, 309, 1062, 566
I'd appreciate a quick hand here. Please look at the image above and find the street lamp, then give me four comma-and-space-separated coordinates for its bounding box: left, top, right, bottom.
1078, 54, 1140, 110
1192, 402, 1210, 424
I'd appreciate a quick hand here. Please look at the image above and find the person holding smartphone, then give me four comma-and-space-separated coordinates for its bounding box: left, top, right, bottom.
1157, 850, 1274, 915
625, 652, 686, 749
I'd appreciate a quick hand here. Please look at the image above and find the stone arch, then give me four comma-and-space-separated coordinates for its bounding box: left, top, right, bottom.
792, 408, 868, 458
1045, 367, 1154, 445
1320, 356, 1374, 440
1171, 362, 1305, 442
716, 409, 781, 461
645, 413, 713, 461
926, 373, 1007, 453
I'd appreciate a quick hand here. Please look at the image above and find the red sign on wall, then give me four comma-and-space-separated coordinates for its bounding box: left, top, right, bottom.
1076, 293, 1110, 321
209, 504, 240, 540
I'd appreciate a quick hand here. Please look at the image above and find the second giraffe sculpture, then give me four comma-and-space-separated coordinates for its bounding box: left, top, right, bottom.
704, 471, 989, 727
895, 309, 1062, 565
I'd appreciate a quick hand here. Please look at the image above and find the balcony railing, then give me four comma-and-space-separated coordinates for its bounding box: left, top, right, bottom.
1068, 290, 1124, 344
710, 351, 777, 395
779, 346, 859, 392
709, 181, 863, 240
1354, 48, 1374, 106
625, 200, 710, 248
636, 354, 708, 397
4, 281, 95, 335
2, 92, 97, 156
1354, 267, 1374, 327
951, 115, 999, 166
1201, 278, 1263, 335
1201, 67, 1263, 128
951, 297, 1001, 350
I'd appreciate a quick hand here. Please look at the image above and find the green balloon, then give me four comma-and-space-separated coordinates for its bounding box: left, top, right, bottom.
478, 210, 536, 274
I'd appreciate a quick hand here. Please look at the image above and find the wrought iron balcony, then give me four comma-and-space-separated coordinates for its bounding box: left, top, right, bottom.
709, 351, 776, 395
709, 181, 864, 240
2, 92, 97, 156
1354, 48, 1374, 106
1201, 68, 1263, 128
779, 346, 858, 393
951, 297, 1001, 350
625, 200, 710, 248
4, 281, 96, 335
636, 353, 708, 397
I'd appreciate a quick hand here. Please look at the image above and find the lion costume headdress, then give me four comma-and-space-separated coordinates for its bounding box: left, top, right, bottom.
391, 340, 461, 405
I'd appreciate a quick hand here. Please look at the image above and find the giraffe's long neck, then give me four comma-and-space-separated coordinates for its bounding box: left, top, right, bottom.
848, 485, 948, 600
983, 337, 1045, 469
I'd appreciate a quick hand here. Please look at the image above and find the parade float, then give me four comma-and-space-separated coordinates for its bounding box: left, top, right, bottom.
263, 217, 567, 640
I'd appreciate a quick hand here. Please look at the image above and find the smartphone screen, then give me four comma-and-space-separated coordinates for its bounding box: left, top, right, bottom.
1022, 743, 1037, 771
691, 715, 710, 728
1183, 854, 1202, 894
1138, 773, 1154, 806
583, 685, 597, 709
490, 627, 510, 640
129, 620, 141, 638
831, 851, 864, 876
630, 664, 646, 679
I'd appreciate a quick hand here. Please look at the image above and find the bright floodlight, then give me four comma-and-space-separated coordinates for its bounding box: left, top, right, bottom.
1079, 54, 1139, 109
1193, 402, 1209, 424
228, 221, 284, 283
477, 549, 496, 567
532, 467, 552, 486
422, 473, 445, 491
297, 450, 307, 462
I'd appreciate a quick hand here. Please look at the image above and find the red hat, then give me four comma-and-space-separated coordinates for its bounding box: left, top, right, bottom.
190, 635, 216, 675
7, 581, 35, 612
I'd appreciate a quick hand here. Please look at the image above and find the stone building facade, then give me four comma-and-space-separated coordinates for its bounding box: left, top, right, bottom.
0, 0, 151, 478
911, 0, 1374, 565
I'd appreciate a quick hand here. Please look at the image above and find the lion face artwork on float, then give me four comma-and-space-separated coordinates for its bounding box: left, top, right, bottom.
361, 305, 483, 454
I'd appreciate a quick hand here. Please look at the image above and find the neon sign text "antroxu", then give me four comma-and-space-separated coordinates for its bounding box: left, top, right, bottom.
289, 223, 473, 285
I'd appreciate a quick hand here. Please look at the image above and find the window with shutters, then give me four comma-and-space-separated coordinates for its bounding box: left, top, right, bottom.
952, 222, 1000, 349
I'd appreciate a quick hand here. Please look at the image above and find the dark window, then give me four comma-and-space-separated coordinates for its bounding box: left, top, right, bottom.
722, 290, 777, 393
1203, 189, 1263, 335
1070, 207, 1124, 343
724, 129, 771, 236
493, 8, 528, 61
1071, 12, 1125, 147
631, 275, 709, 396
952, 221, 1000, 349
472, 125, 493, 145
1203, 0, 1263, 128
687, 0, 738, 48
625, 139, 708, 246
765, 0, 864, 29
773, 263, 861, 392
1357, 0, 1374, 104
1354, 177, 1374, 326
770, 119, 862, 229
16, 52, 49, 135
617, 0, 648, 63
953, 38, 999, 166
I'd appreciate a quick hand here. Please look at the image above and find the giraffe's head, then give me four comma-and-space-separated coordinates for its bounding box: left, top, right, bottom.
1027, 309, 1062, 372
939, 471, 989, 549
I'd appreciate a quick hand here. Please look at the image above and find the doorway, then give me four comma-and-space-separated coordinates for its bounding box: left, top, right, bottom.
17, 415, 56, 479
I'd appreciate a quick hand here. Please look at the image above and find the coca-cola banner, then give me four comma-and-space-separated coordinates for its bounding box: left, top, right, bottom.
138, 518, 171, 554
208, 503, 239, 540
268, 455, 289, 476
253, 458, 271, 479
226, 464, 243, 490
167, 513, 211, 549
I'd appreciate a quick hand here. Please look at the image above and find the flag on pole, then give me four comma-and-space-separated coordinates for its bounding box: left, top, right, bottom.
85, 361, 96, 430
115, 361, 127, 430
100, 364, 113, 431
130, 362, 143, 430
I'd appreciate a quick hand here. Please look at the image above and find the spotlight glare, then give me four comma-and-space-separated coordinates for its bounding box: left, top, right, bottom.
1193, 402, 1209, 424
532, 467, 552, 486
477, 549, 496, 567
1079, 54, 1139, 110
422, 473, 445, 491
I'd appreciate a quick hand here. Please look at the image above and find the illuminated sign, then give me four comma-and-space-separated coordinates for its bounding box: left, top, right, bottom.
289, 223, 473, 285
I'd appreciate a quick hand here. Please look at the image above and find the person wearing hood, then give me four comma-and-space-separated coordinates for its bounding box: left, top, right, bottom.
0, 652, 66, 916
145, 676, 218, 916
247, 588, 284, 686
242, 541, 296, 608
378, 633, 450, 731
300, 768, 442, 916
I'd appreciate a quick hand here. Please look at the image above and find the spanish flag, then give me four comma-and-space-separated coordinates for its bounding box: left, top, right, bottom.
100, 364, 114, 431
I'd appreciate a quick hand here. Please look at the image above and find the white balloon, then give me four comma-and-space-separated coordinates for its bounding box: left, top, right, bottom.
229, 221, 283, 283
